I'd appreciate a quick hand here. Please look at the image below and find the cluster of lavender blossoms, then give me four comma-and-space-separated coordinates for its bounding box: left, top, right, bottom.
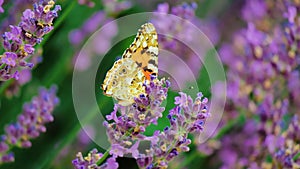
196, 0, 300, 168
72, 149, 118, 169
0, 0, 38, 35
0, 86, 59, 164
72, 78, 210, 169
0, 0, 61, 81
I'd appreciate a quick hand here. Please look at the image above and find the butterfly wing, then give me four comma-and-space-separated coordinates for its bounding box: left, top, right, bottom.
102, 58, 146, 106
102, 23, 158, 106
122, 23, 158, 80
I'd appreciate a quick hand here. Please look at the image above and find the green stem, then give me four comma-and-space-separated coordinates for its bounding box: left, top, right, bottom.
96, 148, 111, 166
0, 63, 5, 69
294, 152, 300, 161
0, 79, 13, 95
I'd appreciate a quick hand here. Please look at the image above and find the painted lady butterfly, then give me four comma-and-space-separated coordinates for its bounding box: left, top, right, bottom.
102, 23, 158, 106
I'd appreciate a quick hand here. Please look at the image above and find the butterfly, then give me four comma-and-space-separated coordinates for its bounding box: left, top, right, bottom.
102, 23, 159, 106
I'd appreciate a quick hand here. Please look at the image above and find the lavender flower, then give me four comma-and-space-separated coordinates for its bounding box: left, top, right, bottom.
217, 0, 300, 121
201, 0, 300, 168
275, 115, 300, 168
72, 149, 118, 169
216, 100, 288, 169
1, 52, 18, 66
0, 86, 59, 164
4, 49, 42, 98
74, 78, 210, 168
137, 92, 209, 168
0, 0, 37, 35
0, 0, 61, 81
217, 112, 300, 169
103, 79, 169, 157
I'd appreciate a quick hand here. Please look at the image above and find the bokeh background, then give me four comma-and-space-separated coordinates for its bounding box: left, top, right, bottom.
0, 0, 299, 169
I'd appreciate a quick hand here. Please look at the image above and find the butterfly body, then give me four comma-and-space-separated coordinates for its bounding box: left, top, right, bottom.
102, 23, 158, 106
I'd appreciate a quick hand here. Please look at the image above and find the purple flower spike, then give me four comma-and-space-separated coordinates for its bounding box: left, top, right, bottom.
105, 157, 119, 169
0, 86, 59, 164
137, 91, 209, 168
208, 1, 300, 168
1, 52, 18, 66
101, 78, 209, 169
0, 0, 61, 81
72, 148, 119, 169
74, 78, 209, 168
24, 44, 35, 54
